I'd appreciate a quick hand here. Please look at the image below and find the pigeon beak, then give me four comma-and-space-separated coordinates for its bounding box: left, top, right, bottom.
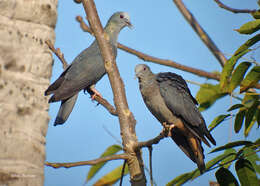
126, 21, 133, 29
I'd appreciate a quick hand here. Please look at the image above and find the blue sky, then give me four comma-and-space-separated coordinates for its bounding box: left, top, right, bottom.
45, 1, 259, 185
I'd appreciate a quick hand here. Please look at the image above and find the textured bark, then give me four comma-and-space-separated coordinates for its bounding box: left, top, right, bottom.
0, 0, 57, 185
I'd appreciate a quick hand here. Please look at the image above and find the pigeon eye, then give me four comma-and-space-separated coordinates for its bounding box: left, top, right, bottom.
143, 67, 146, 71
120, 15, 124, 19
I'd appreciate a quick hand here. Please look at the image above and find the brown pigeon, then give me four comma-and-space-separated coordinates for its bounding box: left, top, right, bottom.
135, 64, 216, 173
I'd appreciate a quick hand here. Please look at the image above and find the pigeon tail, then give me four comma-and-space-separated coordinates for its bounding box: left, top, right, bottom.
54, 117, 65, 126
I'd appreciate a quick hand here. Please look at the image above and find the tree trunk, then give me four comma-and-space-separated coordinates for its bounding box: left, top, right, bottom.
0, 0, 57, 185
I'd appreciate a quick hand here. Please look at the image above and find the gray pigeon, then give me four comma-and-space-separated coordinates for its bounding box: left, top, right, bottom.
45, 12, 132, 126
135, 64, 216, 173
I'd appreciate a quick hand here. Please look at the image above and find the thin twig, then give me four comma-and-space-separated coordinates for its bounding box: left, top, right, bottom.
119, 160, 127, 186
102, 125, 121, 145
135, 132, 166, 150
86, 88, 117, 116
172, 0, 227, 67
45, 40, 68, 69
45, 154, 129, 168
118, 43, 221, 80
214, 0, 257, 14
148, 146, 154, 186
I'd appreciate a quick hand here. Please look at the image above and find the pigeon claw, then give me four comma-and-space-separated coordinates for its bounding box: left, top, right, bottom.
161, 122, 175, 137
90, 87, 102, 100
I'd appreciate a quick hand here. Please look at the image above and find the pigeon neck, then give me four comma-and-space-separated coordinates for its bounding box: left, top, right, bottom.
139, 73, 156, 87
104, 23, 123, 44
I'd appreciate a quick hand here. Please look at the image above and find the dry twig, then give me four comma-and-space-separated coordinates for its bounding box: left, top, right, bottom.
135, 132, 166, 150
86, 88, 117, 116
214, 0, 257, 14
172, 0, 227, 67
45, 40, 68, 69
45, 154, 129, 168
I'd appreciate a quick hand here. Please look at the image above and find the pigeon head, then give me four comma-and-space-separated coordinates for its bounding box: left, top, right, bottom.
107, 12, 133, 29
135, 64, 152, 79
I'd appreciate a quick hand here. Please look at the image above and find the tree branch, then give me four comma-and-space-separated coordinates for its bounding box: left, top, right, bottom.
81, 0, 146, 185
135, 132, 166, 150
148, 146, 154, 186
172, 0, 227, 67
86, 88, 117, 116
214, 0, 257, 14
45, 40, 68, 69
119, 160, 127, 186
45, 154, 129, 168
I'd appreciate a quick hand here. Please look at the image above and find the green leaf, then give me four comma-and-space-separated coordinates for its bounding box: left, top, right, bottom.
236, 20, 260, 35
220, 149, 237, 169
235, 34, 260, 56
243, 147, 260, 174
228, 104, 245, 112
244, 118, 257, 137
93, 164, 129, 186
166, 173, 192, 186
244, 101, 259, 137
235, 159, 258, 186
206, 153, 235, 170
220, 49, 250, 91
86, 144, 122, 182
255, 138, 260, 145
251, 10, 260, 19
210, 141, 253, 153
234, 110, 246, 133
229, 62, 252, 92
168, 151, 239, 185
243, 93, 259, 107
240, 66, 260, 92
208, 114, 231, 132
196, 84, 227, 111
215, 167, 239, 186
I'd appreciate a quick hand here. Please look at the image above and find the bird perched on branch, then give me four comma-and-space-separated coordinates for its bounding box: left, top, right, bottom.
45, 12, 132, 126
135, 64, 216, 173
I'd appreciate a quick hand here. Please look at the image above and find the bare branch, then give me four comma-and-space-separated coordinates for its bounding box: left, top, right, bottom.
118, 43, 221, 80
148, 146, 154, 186
45, 154, 129, 169
214, 0, 257, 14
119, 160, 127, 186
45, 40, 68, 69
81, 0, 146, 184
76, 16, 94, 34
172, 0, 227, 67
86, 88, 117, 116
135, 132, 166, 150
